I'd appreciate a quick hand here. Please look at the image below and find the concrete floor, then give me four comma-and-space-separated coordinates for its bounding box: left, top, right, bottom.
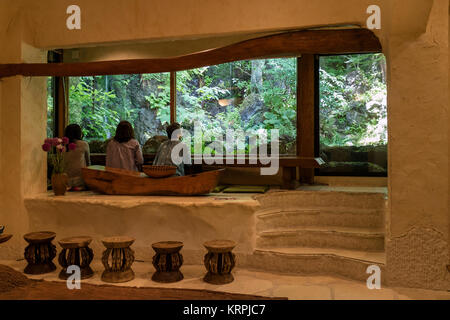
1, 259, 449, 300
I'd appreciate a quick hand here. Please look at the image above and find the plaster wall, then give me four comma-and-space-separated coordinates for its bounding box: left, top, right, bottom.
24, 193, 259, 263
0, 1, 27, 258
22, 0, 388, 49
0, 1, 47, 258
0, 0, 448, 289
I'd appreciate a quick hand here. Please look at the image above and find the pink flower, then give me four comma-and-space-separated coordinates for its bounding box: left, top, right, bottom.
62, 137, 69, 145
44, 138, 53, 145
51, 138, 59, 146
42, 143, 51, 152
56, 144, 64, 152
68, 143, 77, 151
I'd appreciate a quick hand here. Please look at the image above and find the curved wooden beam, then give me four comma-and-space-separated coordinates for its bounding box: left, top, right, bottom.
0, 29, 381, 78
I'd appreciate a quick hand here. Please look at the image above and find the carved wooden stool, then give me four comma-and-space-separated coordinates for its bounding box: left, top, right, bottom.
0, 234, 12, 245
101, 236, 135, 283
23, 231, 57, 275
151, 241, 184, 283
203, 240, 236, 284
58, 236, 94, 280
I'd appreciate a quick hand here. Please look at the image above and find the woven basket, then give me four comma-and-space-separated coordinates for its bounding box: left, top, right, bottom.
142, 165, 177, 178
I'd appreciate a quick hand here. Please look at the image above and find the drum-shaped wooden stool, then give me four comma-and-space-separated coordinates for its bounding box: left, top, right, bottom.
151, 241, 184, 283
203, 240, 236, 284
0, 234, 12, 245
58, 236, 94, 280
101, 236, 135, 283
23, 231, 57, 275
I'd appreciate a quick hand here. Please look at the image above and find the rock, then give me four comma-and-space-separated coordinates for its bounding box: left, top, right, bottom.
143, 135, 168, 154
89, 139, 110, 153
134, 108, 166, 145
240, 93, 266, 125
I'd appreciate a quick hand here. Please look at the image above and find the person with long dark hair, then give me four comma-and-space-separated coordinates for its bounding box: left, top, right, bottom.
106, 120, 143, 171
63, 123, 91, 190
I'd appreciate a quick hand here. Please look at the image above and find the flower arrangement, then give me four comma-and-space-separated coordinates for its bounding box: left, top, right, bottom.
42, 137, 77, 174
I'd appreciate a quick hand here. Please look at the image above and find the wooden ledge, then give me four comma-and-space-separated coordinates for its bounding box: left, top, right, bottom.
91, 153, 324, 168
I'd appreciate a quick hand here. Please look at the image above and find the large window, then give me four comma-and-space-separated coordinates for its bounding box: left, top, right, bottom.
177, 59, 297, 155
318, 53, 387, 176
62, 52, 387, 176
67, 58, 297, 155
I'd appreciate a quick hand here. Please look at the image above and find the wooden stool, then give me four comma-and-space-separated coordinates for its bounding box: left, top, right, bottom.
23, 231, 57, 275
101, 236, 135, 283
203, 240, 236, 284
0, 234, 12, 245
151, 241, 184, 283
58, 236, 94, 280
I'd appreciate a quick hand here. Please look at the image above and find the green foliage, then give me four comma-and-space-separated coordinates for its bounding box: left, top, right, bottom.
62, 53, 386, 154
319, 53, 387, 147
176, 59, 297, 154
68, 76, 119, 140
46, 77, 54, 137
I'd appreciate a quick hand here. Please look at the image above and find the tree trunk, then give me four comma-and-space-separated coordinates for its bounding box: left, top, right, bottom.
250, 60, 264, 94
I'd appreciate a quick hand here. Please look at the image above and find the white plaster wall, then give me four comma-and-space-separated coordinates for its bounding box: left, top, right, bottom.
24, 194, 259, 263
384, 0, 449, 289
0, 3, 47, 259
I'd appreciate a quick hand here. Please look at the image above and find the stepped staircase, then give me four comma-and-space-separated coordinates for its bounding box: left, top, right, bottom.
249, 189, 387, 282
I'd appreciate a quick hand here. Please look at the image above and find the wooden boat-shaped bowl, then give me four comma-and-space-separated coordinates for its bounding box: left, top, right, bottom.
82, 166, 223, 196
142, 165, 176, 178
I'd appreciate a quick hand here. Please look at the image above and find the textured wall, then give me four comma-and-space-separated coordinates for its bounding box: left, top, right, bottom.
387, 227, 449, 290
385, 0, 449, 290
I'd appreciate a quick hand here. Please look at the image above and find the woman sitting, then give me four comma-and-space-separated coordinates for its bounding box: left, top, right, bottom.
153, 122, 185, 176
63, 124, 91, 190
106, 120, 143, 172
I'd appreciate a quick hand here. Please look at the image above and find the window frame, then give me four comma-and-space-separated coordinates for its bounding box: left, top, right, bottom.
40, 29, 383, 180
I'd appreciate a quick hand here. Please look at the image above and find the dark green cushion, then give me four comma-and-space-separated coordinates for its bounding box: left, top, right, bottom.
212, 185, 228, 193
222, 185, 269, 193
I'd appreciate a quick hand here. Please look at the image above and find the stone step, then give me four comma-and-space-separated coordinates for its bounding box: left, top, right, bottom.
255, 190, 387, 211
256, 207, 384, 230
247, 247, 386, 282
257, 226, 384, 251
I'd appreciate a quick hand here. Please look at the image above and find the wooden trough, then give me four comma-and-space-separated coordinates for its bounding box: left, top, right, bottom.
82, 166, 223, 196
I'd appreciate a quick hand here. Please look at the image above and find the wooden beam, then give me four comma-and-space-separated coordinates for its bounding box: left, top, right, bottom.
298, 54, 316, 184
170, 71, 176, 123
0, 29, 381, 78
